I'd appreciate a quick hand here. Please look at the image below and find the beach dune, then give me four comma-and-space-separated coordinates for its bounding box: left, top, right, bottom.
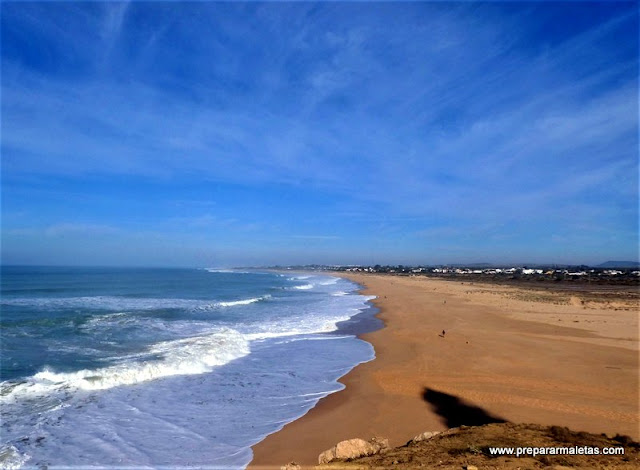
250, 274, 639, 467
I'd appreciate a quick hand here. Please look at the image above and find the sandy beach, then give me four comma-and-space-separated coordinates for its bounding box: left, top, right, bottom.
250, 274, 639, 468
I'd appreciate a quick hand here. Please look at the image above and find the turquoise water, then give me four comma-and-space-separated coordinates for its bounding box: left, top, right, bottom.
0, 267, 377, 468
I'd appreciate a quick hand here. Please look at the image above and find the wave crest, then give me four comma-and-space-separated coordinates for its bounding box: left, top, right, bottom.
292, 284, 314, 290
2, 295, 271, 312
215, 295, 271, 308
2, 328, 250, 401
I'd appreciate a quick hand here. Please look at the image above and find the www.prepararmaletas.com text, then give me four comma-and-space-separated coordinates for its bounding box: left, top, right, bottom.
489, 446, 625, 457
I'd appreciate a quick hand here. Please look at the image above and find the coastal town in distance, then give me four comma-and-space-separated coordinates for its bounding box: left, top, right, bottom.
266, 262, 640, 285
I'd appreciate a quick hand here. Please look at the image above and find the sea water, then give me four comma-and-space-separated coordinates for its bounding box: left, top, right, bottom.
0, 267, 378, 469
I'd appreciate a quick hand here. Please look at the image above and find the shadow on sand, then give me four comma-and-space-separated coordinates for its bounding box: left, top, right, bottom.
422, 387, 507, 428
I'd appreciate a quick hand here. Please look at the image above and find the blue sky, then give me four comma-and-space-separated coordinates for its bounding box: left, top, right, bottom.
2, 2, 638, 267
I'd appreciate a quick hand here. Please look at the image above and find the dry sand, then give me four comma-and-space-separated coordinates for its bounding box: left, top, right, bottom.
250, 274, 639, 468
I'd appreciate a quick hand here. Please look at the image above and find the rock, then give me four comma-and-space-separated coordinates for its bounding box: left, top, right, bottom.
368, 436, 390, 453
318, 447, 336, 464
333, 438, 375, 461
318, 437, 389, 464
463, 466, 478, 470
280, 462, 301, 470
408, 431, 441, 444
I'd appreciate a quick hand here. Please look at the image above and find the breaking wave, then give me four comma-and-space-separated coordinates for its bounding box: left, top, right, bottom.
1, 328, 250, 401
292, 284, 314, 290
0, 445, 30, 470
216, 296, 270, 307
1, 295, 271, 311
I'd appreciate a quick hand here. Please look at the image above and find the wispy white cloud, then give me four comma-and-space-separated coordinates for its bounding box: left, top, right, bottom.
2, 2, 637, 265
291, 235, 341, 240
44, 223, 121, 237
101, 2, 130, 42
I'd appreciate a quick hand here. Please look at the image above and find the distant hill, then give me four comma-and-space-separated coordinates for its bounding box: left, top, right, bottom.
597, 261, 640, 268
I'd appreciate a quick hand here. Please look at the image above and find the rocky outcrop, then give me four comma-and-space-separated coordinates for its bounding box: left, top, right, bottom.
318, 437, 389, 464
280, 462, 301, 470
407, 430, 441, 444
368, 437, 390, 453
310, 423, 639, 469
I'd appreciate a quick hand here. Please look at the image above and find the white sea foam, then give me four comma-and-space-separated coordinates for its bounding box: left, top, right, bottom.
0, 445, 30, 470
1, 328, 250, 401
244, 308, 355, 341
292, 283, 314, 290
204, 268, 271, 275
216, 295, 270, 307
1, 295, 270, 311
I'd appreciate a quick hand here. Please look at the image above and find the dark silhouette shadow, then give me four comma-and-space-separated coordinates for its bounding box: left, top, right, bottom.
422, 387, 507, 428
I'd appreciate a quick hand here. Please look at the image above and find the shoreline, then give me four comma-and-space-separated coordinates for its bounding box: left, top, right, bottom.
249, 273, 639, 468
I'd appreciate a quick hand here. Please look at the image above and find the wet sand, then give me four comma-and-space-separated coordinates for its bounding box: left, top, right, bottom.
250, 274, 639, 468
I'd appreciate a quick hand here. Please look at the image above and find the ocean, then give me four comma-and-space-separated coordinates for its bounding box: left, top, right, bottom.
0, 266, 379, 469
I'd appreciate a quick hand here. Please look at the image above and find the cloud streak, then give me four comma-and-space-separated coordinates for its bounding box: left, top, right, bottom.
2, 2, 637, 266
